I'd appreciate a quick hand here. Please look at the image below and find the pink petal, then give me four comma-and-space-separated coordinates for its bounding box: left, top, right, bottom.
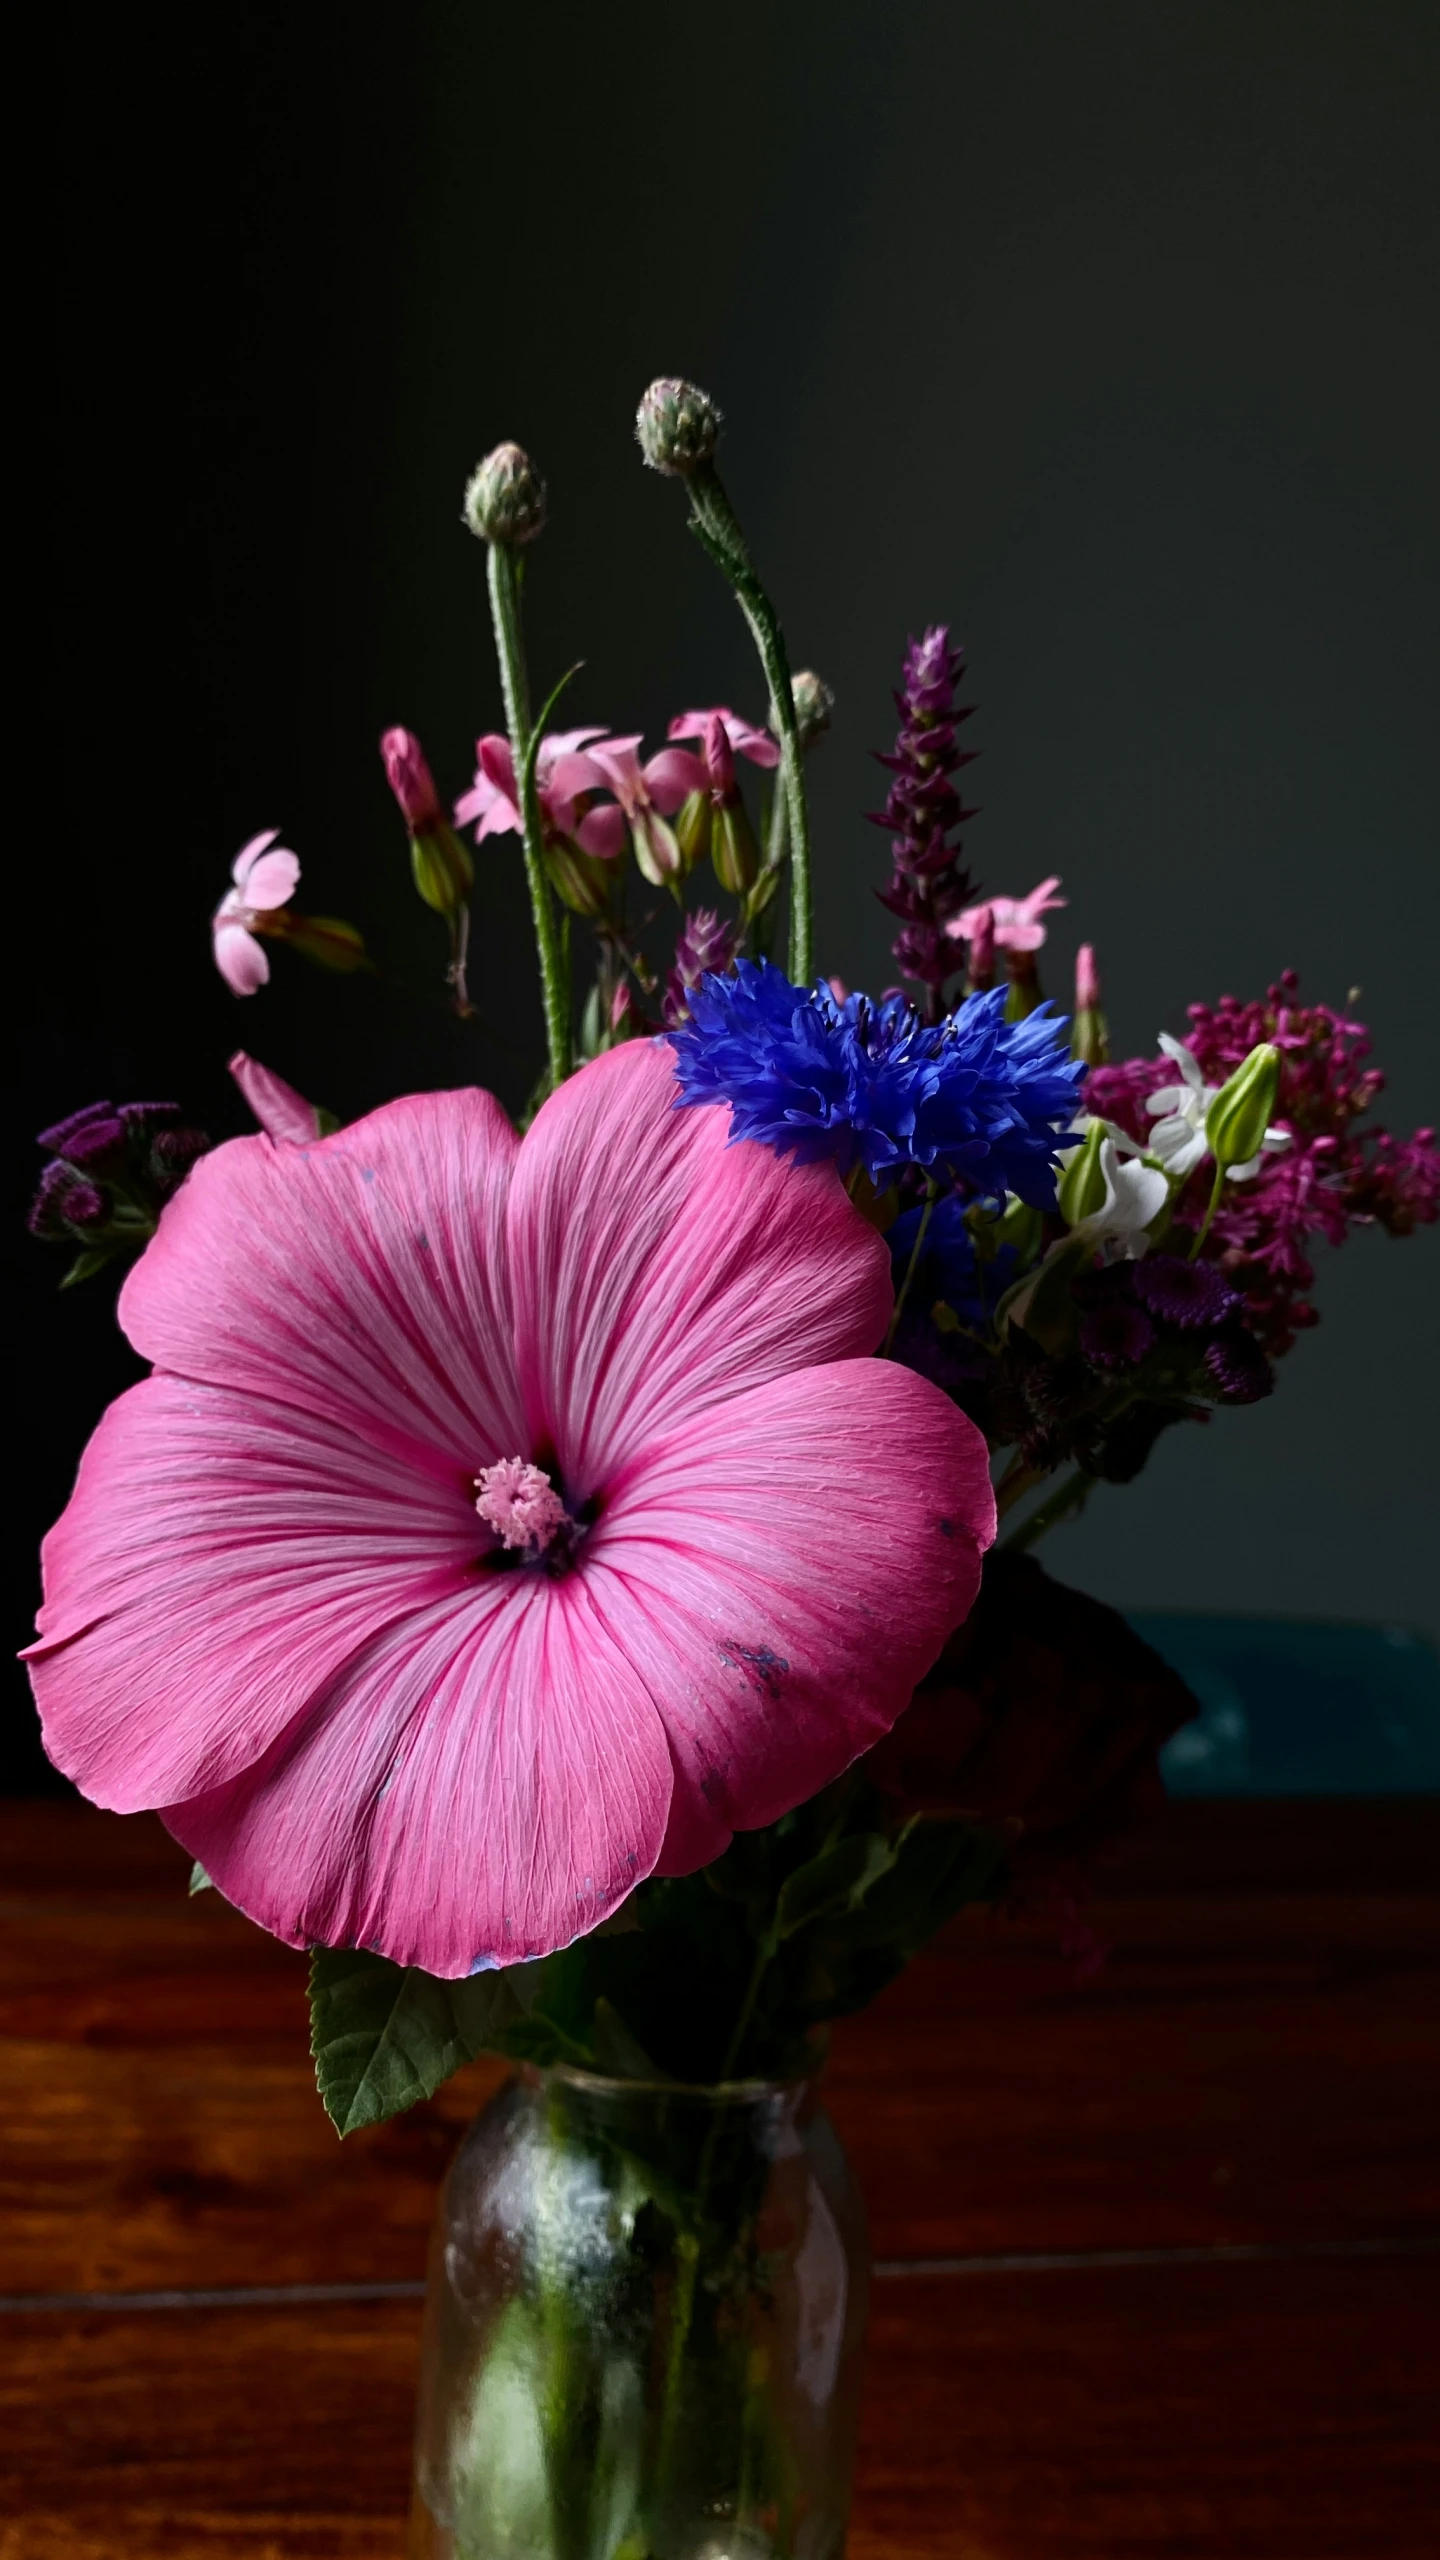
119, 1090, 524, 1473
588, 1358, 994, 1868
505, 1042, 895, 1495
228, 1051, 320, 1145
539, 726, 610, 768
231, 828, 279, 887
213, 921, 269, 994
476, 735, 517, 802
26, 1373, 485, 1810
642, 746, 707, 813
242, 848, 301, 912
583, 738, 644, 808
161, 1568, 675, 1974
546, 749, 610, 804
576, 804, 628, 860
667, 708, 780, 769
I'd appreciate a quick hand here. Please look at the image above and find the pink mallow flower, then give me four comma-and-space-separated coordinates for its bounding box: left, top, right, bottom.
951, 877, 1066, 954
212, 832, 301, 995
25, 1041, 993, 1976
456, 729, 610, 844
667, 707, 781, 772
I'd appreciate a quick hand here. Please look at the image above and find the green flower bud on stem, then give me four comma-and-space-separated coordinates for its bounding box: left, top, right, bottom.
409, 822, 474, 917
791, 669, 835, 749
464, 442, 547, 547
674, 790, 712, 874
1057, 1119, 1108, 1227
711, 796, 760, 896
635, 378, 723, 478
1191, 1041, 1282, 1256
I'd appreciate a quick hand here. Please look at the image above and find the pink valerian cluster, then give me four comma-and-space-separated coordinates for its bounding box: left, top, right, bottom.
1088, 972, 1440, 1356
871, 627, 980, 1020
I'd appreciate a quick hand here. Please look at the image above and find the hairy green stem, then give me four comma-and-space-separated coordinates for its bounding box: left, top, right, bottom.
1001, 1466, 1098, 1551
486, 543, 571, 1088
1189, 1160, 1227, 1259
884, 1181, 937, 1354
686, 467, 815, 986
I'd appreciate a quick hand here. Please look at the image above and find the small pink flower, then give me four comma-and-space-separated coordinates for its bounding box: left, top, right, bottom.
27, 1043, 993, 1976
228, 1053, 322, 1147
950, 877, 1066, 955
212, 832, 301, 996
1075, 943, 1102, 1013
456, 729, 609, 843
967, 905, 996, 983
566, 736, 707, 883
667, 707, 781, 772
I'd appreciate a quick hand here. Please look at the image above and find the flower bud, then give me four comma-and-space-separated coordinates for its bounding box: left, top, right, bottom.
966, 904, 996, 993
1071, 942, 1108, 1067
409, 824, 474, 918
380, 728, 444, 832
791, 669, 835, 749
1205, 1042, 1282, 1173
674, 789, 712, 872
1057, 1119, 1108, 1227
632, 808, 686, 890
463, 441, 547, 546
635, 378, 722, 478
711, 795, 760, 896
543, 834, 614, 919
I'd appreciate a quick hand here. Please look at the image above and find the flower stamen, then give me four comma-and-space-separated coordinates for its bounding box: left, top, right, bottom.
474, 1458, 573, 1559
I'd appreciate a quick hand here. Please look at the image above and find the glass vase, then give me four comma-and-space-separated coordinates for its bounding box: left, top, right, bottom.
408, 2063, 869, 2560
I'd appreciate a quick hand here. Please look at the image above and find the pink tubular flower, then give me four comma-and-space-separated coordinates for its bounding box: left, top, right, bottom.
212, 832, 301, 995
951, 877, 1065, 954
455, 729, 609, 843
228, 1052, 323, 1146
1075, 943, 1101, 1013
667, 707, 781, 772
26, 1043, 994, 1977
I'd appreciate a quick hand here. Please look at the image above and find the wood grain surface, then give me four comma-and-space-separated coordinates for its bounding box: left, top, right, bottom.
2, 1798, 1437, 2557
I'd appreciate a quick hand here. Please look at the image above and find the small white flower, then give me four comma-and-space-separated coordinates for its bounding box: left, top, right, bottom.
1145, 1033, 1288, 1181
1071, 1140, 1170, 1262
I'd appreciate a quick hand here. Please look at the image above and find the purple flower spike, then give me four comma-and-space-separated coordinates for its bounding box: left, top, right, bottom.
1132, 1253, 1240, 1329
1078, 1302, 1156, 1370
871, 626, 980, 1020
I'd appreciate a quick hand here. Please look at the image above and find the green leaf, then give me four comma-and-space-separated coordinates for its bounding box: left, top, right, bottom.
308, 1948, 521, 2135
773, 1832, 898, 1941
59, 1242, 125, 1289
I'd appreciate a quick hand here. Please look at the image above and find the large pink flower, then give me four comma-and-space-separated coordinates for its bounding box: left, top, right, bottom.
27, 1043, 993, 1976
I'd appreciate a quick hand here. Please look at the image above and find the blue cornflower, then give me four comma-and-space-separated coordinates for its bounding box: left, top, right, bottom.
666, 957, 1084, 1206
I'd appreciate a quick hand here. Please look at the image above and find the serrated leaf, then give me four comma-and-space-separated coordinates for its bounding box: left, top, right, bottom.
773, 1832, 898, 1941
308, 1948, 520, 2135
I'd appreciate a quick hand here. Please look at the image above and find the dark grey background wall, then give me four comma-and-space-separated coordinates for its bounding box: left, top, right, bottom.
10, 0, 1437, 1783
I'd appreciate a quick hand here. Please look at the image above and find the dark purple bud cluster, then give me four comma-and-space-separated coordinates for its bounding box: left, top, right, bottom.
29, 1100, 209, 1279
871, 625, 980, 1021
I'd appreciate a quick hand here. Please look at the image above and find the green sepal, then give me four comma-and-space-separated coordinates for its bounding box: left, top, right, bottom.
283, 913, 373, 973
188, 1862, 213, 1896
59, 1241, 127, 1289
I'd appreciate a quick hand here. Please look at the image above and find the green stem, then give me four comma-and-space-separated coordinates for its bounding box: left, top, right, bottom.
486, 543, 571, 1088
1190, 1160, 1226, 1259
1001, 1466, 1098, 1552
884, 1180, 938, 1353
686, 467, 815, 986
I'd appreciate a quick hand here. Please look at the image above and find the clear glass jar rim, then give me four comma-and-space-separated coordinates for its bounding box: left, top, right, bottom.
531, 2060, 816, 2105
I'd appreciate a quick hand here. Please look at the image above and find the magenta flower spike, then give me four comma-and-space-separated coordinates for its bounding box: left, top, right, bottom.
25, 1042, 994, 1977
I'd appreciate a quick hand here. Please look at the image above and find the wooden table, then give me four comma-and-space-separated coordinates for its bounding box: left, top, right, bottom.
2, 1798, 1437, 2558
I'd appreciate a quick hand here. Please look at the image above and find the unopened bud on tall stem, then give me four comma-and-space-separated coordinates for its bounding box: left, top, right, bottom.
463, 442, 547, 547
791, 670, 835, 749
635, 379, 723, 478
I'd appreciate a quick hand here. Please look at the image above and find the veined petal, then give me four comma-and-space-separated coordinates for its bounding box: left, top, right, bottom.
213, 922, 269, 994
163, 1568, 674, 1974
119, 1090, 524, 1467
505, 1043, 894, 1495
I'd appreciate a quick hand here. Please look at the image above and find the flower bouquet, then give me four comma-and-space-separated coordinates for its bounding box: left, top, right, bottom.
24, 380, 1437, 2559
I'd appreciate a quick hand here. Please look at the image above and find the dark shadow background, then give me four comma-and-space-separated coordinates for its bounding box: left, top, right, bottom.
9, 0, 1437, 1788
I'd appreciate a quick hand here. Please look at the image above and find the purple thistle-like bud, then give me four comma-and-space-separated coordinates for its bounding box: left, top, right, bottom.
46, 1110, 130, 1173
1205, 1326, 1275, 1403
872, 624, 980, 1023
1077, 1301, 1157, 1370
149, 1124, 211, 1186
28, 1160, 107, 1238
37, 1100, 119, 1155
1132, 1254, 1241, 1330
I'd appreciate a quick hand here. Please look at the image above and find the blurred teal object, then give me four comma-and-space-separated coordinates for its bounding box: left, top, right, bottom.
1128, 1614, 1440, 1795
